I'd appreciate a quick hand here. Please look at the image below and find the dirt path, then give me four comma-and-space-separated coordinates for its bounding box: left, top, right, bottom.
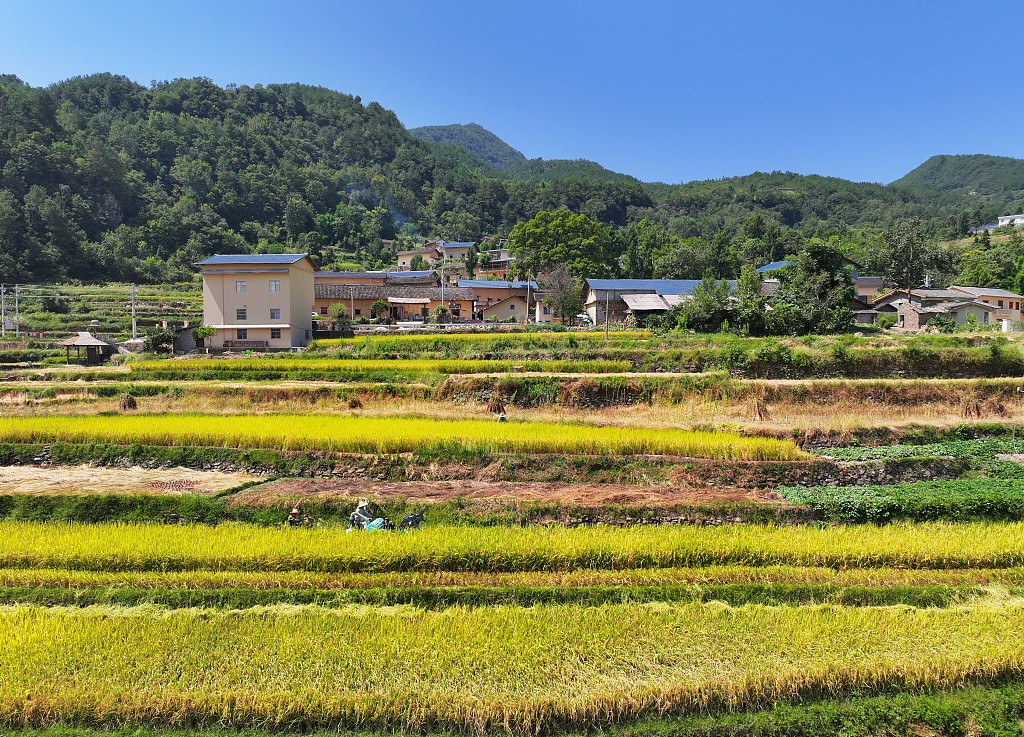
0, 465, 260, 495
232, 479, 787, 507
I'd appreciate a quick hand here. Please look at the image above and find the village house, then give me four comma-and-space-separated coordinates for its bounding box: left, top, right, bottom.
396, 240, 478, 272
457, 279, 538, 320
197, 253, 315, 349
480, 295, 530, 322
948, 285, 1024, 323
871, 288, 972, 313
584, 278, 735, 325
896, 300, 997, 331
477, 243, 516, 279
314, 283, 476, 323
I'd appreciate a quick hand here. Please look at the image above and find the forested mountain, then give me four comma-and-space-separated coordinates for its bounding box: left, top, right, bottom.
409, 123, 526, 171
892, 154, 1024, 199
0, 72, 1021, 285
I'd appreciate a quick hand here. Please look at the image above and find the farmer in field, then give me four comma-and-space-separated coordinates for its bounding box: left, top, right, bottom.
349, 499, 374, 530
286, 506, 300, 527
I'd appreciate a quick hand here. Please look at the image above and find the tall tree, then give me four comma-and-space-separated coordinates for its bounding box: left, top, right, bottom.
872, 219, 952, 295
733, 264, 766, 336
774, 241, 854, 334
620, 219, 669, 278
507, 209, 615, 279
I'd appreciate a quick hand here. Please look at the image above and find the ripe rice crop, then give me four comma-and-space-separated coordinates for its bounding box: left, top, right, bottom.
129, 358, 633, 377
2, 521, 1023, 572
0, 414, 802, 459
4, 602, 1024, 733
5, 565, 1023, 590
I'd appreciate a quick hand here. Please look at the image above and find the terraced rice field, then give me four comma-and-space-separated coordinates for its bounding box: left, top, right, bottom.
0, 414, 804, 459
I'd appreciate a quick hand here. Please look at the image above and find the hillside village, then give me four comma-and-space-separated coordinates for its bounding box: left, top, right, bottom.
188, 229, 1024, 352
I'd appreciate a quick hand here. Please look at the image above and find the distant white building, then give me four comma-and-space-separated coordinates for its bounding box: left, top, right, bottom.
998, 214, 1024, 227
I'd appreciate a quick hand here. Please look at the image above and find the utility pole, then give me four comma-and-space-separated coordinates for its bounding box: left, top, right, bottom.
1, 284, 5, 339
14, 284, 20, 338
439, 242, 446, 325
526, 272, 533, 325
130, 283, 138, 339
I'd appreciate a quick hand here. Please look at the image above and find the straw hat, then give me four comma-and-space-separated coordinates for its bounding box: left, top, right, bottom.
290, 507, 300, 514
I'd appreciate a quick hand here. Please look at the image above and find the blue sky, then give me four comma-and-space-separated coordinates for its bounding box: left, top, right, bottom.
2, 0, 1021, 184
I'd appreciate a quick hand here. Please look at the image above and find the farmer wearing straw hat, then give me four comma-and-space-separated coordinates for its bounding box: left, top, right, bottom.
286, 506, 301, 527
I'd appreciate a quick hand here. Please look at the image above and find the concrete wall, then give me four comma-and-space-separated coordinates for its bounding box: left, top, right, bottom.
201, 261, 312, 349
482, 296, 528, 322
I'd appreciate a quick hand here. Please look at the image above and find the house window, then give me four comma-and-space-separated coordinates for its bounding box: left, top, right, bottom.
270, 328, 282, 340
354, 309, 361, 315
235, 281, 246, 293
236, 308, 247, 321
269, 308, 281, 320
543, 306, 551, 315
510, 303, 515, 310
269, 280, 281, 292
236, 329, 248, 340
999, 300, 1004, 308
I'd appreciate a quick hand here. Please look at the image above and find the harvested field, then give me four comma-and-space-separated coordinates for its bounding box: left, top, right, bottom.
0, 465, 260, 496
233, 478, 787, 507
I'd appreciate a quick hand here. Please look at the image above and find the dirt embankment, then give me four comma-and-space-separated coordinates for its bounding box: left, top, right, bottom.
234, 478, 787, 507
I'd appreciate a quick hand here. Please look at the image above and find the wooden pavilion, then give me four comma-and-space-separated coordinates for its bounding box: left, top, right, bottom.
59, 332, 116, 365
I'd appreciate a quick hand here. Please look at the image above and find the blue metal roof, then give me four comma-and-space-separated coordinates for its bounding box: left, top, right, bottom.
458, 279, 539, 290
586, 278, 704, 294
439, 241, 476, 249
196, 253, 310, 265
756, 260, 794, 273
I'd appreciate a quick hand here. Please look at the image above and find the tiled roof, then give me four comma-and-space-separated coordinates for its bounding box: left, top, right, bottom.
196, 253, 310, 265
315, 284, 477, 301
950, 285, 1024, 299
314, 271, 385, 279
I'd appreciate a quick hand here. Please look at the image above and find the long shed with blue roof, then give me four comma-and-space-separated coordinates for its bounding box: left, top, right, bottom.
584, 277, 735, 325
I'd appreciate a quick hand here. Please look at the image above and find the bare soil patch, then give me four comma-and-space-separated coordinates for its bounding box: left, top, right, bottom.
0, 465, 260, 495
233, 478, 787, 507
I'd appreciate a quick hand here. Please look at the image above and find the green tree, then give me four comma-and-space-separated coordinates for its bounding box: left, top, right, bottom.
872, 219, 952, 296
370, 299, 389, 320
733, 264, 766, 336
674, 272, 731, 333
620, 219, 669, 278
327, 303, 350, 325
507, 209, 614, 279
191, 325, 216, 348
653, 236, 719, 279
773, 241, 854, 334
